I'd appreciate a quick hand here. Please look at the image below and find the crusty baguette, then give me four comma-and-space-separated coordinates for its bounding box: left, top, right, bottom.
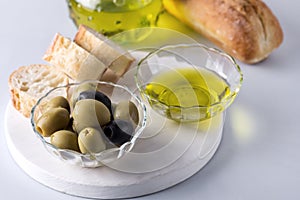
163, 0, 283, 64
43, 33, 107, 81
74, 25, 135, 76
8, 64, 69, 118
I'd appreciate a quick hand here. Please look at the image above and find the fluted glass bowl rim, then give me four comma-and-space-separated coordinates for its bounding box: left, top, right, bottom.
135, 43, 243, 119
30, 80, 147, 166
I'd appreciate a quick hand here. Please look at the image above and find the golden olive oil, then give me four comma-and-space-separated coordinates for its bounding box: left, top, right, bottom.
67, 0, 163, 37
143, 68, 233, 121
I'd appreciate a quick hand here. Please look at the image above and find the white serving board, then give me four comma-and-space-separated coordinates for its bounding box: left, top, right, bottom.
4, 102, 223, 199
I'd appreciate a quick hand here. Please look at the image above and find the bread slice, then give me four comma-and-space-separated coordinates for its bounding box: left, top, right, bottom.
43, 33, 107, 81
8, 64, 70, 118
100, 68, 120, 83
74, 25, 135, 77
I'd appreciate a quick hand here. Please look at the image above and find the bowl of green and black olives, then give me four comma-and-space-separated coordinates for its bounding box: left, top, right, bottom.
30, 80, 147, 168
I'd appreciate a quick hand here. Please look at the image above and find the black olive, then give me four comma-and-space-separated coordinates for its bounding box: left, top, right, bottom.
103, 119, 134, 146
67, 117, 75, 132
77, 90, 113, 115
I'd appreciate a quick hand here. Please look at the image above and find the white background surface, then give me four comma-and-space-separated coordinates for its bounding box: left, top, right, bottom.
1, 0, 300, 199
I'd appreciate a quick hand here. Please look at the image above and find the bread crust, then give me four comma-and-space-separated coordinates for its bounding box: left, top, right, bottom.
43, 33, 107, 81
8, 64, 69, 118
74, 25, 135, 76
164, 0, 283, 63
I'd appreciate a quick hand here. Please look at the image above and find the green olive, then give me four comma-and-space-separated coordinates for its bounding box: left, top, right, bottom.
113, 101, 139, 125
50, 130, 79, 152
72, 99, 111, 133
78, 127, 106, 154
46, 96, 70, 112
36, 107, 70, 137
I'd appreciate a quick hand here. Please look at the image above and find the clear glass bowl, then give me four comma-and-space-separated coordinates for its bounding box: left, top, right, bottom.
30, 80, 147, 168
135, 44, 243, 122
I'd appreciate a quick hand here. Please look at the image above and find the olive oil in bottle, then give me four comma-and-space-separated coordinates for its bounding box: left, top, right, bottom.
67, 0, 163, 37
143, 67, 233, 121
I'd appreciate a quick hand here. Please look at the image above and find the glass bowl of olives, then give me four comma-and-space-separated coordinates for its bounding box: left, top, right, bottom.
30, 80, 147, 168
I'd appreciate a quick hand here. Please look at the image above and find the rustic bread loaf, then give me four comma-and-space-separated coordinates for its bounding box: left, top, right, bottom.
8, 64, 69, 118
43, 33, 107, 81
74, 25, 135, 76
163, 0, 284, 64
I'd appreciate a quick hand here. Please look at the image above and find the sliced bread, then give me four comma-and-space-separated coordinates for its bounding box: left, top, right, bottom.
8, 64, 70, 118
43, 33, 107, 81
74, 25, 135, 77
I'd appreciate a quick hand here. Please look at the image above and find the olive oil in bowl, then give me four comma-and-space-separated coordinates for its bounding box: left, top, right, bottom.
142, 67, 236, 122
136, 44, 242, 122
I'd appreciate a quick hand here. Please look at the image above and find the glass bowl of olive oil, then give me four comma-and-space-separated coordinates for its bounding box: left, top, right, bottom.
135, 44, 243, 122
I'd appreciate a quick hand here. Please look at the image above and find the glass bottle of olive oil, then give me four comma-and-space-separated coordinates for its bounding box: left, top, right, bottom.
143, 67, 233, 121
67, 0, 163, 37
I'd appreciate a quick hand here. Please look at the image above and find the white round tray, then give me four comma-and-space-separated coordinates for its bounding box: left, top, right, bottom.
4, 102, 223, 199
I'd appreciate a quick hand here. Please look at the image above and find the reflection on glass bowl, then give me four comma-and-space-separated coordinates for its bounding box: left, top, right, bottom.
135, 43, 243, 122
30, 80, 147, 168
